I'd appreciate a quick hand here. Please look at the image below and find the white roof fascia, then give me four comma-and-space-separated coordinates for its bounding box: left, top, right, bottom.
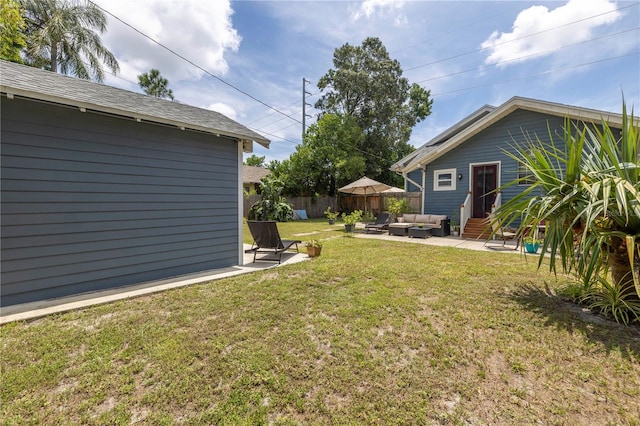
411, 96, 627, 169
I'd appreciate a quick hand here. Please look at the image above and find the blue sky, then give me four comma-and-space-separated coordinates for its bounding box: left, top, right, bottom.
95, 0, 640, 163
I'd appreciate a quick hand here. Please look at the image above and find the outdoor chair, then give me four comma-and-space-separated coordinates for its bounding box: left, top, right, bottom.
246, 220, 301, 263
365, 212, 390, 233
487, 213, 519, 249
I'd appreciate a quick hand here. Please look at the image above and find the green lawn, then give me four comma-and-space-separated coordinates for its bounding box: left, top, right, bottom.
2, 220, 639, 424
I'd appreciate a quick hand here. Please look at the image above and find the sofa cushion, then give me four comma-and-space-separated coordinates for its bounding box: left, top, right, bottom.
402, 214, 416, 223
414, 214, 432, 224
389, 223, 412, 228
431, 215, 447, 225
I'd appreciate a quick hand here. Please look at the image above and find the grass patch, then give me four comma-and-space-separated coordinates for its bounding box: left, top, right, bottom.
242, 218, 346, 245
2, 223, 640, 424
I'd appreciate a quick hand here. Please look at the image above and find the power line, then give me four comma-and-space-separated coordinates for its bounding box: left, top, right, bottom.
253, 109, 303, 131
247, 127, 299, 146
89, 1, 636, 162
89, 0, 302, 127
390, 3, 523, 56
431, 51, 639, 97
416, 26, 640, 84
405, 2, 638, 73
246, 89, 320, 130
245, 98, 302, 126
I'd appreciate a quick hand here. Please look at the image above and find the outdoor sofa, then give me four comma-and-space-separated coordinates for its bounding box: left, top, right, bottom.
388, 213, 450, 237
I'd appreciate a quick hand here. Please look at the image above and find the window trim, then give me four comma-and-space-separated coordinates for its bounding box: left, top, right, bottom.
516, 155, 535, 186
433, 168, 457, 191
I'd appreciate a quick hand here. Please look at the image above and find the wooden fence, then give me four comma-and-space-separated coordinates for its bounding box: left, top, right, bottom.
243, 193, 421, 218
338, 193, 422, 216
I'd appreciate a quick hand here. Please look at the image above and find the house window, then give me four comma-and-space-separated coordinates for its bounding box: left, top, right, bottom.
517, 163, 535, 185
434, 168, 456, 191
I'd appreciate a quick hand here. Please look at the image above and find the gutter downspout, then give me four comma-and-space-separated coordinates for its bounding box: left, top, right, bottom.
238, 140, 244, 266
396, 168, 426, 213
421, 165, 426, 213
403, 171, 423, 192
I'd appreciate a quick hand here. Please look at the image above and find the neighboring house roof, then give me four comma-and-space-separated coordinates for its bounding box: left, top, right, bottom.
243, 165, 270, 184
0, 60, 270, 150
391, 96, 627, 173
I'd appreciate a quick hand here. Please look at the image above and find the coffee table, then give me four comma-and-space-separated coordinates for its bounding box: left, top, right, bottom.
408, 226, 431, 239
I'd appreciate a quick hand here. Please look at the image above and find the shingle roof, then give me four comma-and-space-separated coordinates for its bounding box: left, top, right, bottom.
242, 165, 270, 184
391, 105, 495, 171
392, 96, 627, 173
0, 60, 270, 149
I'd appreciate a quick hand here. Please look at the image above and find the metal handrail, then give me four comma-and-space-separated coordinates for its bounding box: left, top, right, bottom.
492, 191, 502, 212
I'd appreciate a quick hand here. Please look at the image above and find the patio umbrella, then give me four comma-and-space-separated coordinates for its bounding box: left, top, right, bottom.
381, 186, 405, 193
338, 176, 392, 213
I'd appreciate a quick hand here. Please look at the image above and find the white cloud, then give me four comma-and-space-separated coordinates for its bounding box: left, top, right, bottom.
96, 0, 241, 84
207, 102, 238, 121
481, 0, 622, 67
352, 0, 406, 26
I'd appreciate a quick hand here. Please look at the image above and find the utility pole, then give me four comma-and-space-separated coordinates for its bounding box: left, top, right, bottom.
302, 77, 312, 138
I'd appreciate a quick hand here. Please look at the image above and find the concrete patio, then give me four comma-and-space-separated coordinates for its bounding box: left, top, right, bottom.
355, 228, 521, 252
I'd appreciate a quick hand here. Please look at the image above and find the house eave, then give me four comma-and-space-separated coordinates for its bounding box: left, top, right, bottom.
391, 104, 496, 173
406, 96, 629, 170
1, 87, 270, 150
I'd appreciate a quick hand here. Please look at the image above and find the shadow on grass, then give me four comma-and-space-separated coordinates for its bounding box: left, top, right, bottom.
511, 283, 640, 360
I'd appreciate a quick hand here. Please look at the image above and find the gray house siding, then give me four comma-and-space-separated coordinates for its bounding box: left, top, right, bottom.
422, 109, 564, 217
405, 169, 423, 194
1, 97, 239, 306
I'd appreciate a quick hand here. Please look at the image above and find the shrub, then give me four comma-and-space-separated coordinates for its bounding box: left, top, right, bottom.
248, 176, 293, 222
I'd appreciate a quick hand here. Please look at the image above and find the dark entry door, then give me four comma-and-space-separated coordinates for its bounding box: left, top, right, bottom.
472, 164, 497, 218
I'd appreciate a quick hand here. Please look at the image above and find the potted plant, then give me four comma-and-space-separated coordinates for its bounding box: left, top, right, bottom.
324, 206, 339, 225
450, 211, 460, 236
523, 236, 542, 253
304, 239, 323, 257
341, 210, 363, 233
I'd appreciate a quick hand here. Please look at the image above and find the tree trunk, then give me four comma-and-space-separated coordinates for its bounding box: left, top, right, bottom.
50, 42, 58, 73
609, 236, 640, 300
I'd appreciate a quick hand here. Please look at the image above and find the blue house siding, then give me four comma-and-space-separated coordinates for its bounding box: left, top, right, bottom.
405, 168, 423, 194
1, 97, 240, 306
422, 109, 564, 217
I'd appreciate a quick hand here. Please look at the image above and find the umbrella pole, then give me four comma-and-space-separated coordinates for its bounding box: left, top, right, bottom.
364, 189, 367, 214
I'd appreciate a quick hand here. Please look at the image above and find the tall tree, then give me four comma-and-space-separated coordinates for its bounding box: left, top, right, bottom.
20, 0, 119, 81
244, 154, 266, 167
315, 37, 432, 185
270, 113, 366, 196
0, 0, 26, 63
138, 68, 175, 100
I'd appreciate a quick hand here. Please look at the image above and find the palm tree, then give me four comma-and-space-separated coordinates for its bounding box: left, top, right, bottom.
21, 0, 119, 81
493, 102, 640, 322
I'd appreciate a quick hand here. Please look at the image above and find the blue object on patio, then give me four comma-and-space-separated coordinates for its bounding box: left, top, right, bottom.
293, 209, 308, 220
